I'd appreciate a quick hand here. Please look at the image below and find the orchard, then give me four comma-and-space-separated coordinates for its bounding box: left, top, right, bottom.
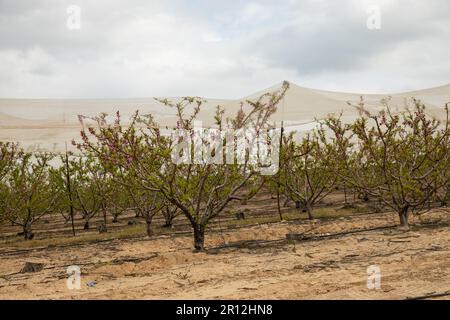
0, 87, 448, 250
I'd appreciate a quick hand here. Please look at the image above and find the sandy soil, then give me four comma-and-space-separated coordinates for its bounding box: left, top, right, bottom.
0, 208, 449, 300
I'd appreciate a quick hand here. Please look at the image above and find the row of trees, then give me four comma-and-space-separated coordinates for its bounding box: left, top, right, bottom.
276, 100, 449, 227
0, 147, 180, 240
0, 83, 448, 249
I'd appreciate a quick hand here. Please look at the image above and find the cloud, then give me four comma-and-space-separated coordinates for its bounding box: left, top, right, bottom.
0, 0, 448, 98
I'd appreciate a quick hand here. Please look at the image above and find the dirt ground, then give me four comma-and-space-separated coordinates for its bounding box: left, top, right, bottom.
0, 208, 449, 300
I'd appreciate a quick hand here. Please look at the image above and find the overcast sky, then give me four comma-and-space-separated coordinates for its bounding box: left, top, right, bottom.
0, 0, 449, 99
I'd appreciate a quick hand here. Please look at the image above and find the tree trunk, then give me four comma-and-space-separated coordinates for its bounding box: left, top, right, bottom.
162, 208, 174, 227
112, 216, 118, 223
23, 223, 34, 240
163, 219, 173, 228
193, 224, 205, 251
83, 220, 90, 230
306, 201, 314, 220
102, 204, 107, 227
399, 206, 410, 228
145, 214, 153, 238
343, 183, 348, 204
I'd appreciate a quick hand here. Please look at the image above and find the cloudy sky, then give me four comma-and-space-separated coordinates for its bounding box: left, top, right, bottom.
0, 0, 449, 99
